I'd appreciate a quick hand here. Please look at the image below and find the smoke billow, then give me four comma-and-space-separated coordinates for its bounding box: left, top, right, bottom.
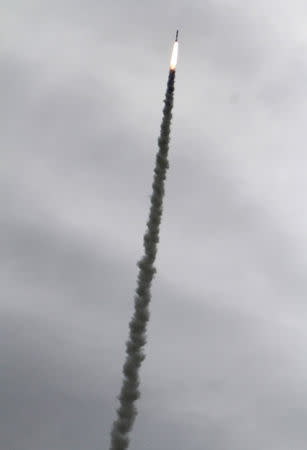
109, 68, 176, 450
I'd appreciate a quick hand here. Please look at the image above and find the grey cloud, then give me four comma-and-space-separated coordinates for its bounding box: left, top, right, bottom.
257, 48, 307, 110
3, 0, 307, 449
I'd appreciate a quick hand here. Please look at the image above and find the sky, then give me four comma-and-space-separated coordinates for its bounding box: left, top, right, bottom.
2, 1, 307, 449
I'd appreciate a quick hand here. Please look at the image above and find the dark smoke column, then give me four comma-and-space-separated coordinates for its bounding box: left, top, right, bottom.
109, 32, 179, 450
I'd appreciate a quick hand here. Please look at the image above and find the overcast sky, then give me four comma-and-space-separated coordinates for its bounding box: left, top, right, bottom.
3, 1, 307, 449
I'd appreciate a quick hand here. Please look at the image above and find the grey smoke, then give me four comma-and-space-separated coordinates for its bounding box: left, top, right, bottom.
109, 68, 176, 450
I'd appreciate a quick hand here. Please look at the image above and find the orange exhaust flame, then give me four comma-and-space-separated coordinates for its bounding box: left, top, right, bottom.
170, 41, 178, 71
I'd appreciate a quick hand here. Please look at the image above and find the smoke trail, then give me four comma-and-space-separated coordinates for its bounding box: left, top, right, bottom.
109, 68, 176, 450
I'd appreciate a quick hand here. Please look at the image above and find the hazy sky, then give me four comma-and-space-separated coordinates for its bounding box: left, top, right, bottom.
3, 1, 307, 449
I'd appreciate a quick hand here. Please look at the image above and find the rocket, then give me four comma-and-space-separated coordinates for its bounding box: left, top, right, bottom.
175, 30, 178, 41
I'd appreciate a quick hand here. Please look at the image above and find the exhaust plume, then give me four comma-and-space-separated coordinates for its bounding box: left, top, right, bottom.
170, 42, 178, 71
109, 38, 178, 450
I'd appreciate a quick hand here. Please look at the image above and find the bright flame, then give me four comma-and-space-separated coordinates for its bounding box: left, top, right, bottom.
170, 41, 178, 70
